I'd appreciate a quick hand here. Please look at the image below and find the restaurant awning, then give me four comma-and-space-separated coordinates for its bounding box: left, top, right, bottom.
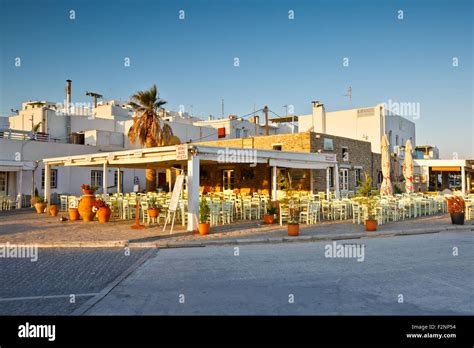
43, 144, 338, 232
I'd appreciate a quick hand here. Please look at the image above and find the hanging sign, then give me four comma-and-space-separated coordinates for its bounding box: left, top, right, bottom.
176, 145, 188, 161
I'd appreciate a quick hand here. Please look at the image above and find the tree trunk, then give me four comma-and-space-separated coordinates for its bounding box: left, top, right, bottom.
145, 135, 157, 192
146, 168, 157, 192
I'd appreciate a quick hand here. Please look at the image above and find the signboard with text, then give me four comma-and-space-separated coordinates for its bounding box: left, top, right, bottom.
169, 174, 185, 212
176, 145, 188, 161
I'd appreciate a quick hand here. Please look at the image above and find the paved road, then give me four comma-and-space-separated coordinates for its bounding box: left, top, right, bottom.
0, 248, 152, 315
86, 231, 473, 315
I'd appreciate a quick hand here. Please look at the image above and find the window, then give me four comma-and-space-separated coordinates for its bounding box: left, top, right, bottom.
388, 130, 392, 144
323, 138, 334, 150
114, 170, 123, 189
243, 129, 248, 138
273, 144, 282, 151
355, 169, 362, 187
342, 147, 349, 162
328, 167, 334, 188
222, 169, 235, 190
340, 168, 349, 191
41, 169, 58, 189
395, 135, 399, 146
235, 128, 241, 138
0, 172, 7, 195
91, 170, 103, 188
217, 127, 226, 138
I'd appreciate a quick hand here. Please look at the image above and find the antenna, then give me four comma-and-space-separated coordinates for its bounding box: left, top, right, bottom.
85, 91, 103, 108
343, 86, 352, 108
221, 99, 224, 119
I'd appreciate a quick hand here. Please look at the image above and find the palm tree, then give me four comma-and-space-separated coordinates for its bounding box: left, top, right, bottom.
128, 84, 174, 192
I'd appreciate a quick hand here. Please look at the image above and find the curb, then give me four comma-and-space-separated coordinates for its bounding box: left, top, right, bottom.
145, 225, 474, 248
1, 225, 472, 249
71, 248, 157, 315
0, 241, 129, 248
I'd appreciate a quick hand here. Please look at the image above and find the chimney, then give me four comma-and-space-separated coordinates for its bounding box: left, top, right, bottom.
66, 80, 72, 109
65, 80, 72, 140
311, 100, 326, 134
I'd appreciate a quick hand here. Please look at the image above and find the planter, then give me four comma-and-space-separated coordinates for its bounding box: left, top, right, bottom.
49, 204, 59, 217
198, 223, 210, 235
78, 194, 96, 222
69, 208, 80, 221
450, 212, 465, 225
365, 219, 378, 232
97, 206, 111, 223
263, 214, 275, 224
34, 203, 46, 214
287, 223, 300, 236
148, 208, 159, 218
82, 190, 95, 195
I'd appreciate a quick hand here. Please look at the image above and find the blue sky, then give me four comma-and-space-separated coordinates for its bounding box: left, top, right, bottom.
0, 0, 472, 158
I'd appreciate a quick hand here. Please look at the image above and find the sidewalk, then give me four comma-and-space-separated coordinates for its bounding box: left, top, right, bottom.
0, 209, 472, 248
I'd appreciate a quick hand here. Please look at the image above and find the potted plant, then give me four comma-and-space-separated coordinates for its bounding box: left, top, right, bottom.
355, 173, 379, 232
34, 196, 47, 214
69, 207, 80, 221
281, 171, 300, 236
78, 184, 97, 221
198, 196, 210, 235
287, 205, 300, 236
263, 203, 277, 224
81, 184, 97, 195
446, 196, 465, 225
49, 203, 59, 216
148, 196, 161, 218
93, 199, 111, 223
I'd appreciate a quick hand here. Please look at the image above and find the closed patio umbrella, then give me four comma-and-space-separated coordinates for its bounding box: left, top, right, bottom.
380, 134, 393, 196
403, 139, 414, 193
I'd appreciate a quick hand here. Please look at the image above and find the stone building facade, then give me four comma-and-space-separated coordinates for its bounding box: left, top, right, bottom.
196, 131, 381, 195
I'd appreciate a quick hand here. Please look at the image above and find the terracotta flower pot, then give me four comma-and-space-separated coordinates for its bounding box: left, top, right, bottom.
287, 223, 300, 236
148, 208, 159, 218
34, 203, 46, 214
97, 206, 111, 223
365, 219, 378, 232
263, 214, 275, 224
78, 194, 96, 222
49, 204, 59, 216
450, 212, 464, 225
198, 223, 210, 235
69, 208, 80, 221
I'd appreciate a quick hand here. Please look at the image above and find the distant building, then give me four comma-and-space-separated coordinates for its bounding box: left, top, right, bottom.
413, 159, 474, 194
414, 145, 440, 159
298, 102, 416, 154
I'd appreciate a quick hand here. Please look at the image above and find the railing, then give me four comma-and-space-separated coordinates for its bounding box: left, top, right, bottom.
0, 129, 67, 143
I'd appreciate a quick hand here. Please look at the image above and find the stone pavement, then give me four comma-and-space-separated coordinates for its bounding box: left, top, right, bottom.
0, 209, 472, 248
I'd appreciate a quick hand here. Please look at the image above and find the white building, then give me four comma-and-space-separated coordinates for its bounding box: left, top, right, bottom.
194, 114, 295, 140
1, 81, 295, 204
299, 102, 416, 154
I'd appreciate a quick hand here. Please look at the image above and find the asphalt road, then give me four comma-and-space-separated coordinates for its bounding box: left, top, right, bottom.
0, 248, 152, 315
86, 231, 474, 315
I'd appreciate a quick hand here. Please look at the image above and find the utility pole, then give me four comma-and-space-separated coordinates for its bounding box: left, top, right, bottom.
263, 105, 269, 136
